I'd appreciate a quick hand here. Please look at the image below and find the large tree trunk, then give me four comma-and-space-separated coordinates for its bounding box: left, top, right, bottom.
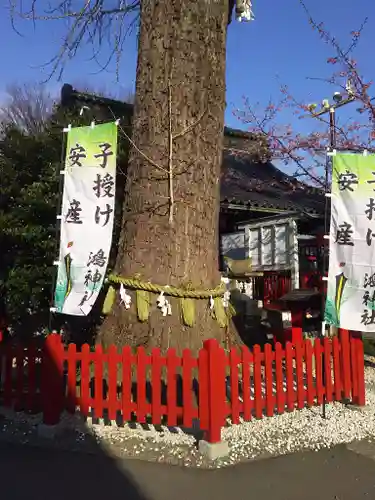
98, 0, 240, 354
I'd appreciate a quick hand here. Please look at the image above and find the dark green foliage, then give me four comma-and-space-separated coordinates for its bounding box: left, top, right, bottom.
0, 122, 59, 336
0, 105, 129, 339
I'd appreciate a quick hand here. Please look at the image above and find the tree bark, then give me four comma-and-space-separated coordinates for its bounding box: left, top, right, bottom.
98, 0, 241, 354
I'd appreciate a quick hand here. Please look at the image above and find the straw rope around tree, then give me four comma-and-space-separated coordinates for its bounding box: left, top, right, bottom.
102, 274, 234, 327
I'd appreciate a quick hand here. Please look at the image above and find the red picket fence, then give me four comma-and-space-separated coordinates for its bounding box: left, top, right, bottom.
0, 330, 365, 443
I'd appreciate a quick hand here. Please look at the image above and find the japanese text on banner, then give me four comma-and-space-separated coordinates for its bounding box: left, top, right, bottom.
325, 153, 375, 332
54, 122, 117, 316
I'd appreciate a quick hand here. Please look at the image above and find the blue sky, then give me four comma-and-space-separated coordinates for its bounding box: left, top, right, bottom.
0, 0, 374, 132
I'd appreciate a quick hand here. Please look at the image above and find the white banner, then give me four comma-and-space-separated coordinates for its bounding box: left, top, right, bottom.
325, 153, 375, 332
54, 122, 117, 316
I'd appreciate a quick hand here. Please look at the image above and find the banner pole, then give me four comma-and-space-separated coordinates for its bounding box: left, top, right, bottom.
48, 126, 70, 334
320, 107, 336, 419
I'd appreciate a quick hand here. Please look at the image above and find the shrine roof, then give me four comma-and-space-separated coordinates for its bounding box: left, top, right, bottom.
61, 84, 325, 216
221, 150, 325, 215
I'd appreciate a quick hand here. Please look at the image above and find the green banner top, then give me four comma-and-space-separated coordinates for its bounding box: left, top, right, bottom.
65, 122, 118, 171
332, 153, 375, 195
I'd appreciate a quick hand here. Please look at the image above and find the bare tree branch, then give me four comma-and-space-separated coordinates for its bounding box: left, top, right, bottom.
172, 108, 207, 141
167, 80, 174, 224
299, 0, 375, 124
0, 83, 55, 134
235, 2, 375, 187
8, 0, 140, 80
106, 105, 168, 175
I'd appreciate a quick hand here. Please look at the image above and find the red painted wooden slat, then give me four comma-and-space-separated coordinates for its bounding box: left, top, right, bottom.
4, 344, 13, 407
253, 344, 263, 418
15, 344, 24, 410
305, 340, 315, 407
27, 343, 37, 412
0, 344, 3, 399
292, 327, 303, 345
264, 343, 274, 417
203, 339, 226, 443
241, 346, 252, 421
355, 335, 365, 406
332, 336, 342, 401
339, 329, 352, 400
121, 346, 132, 423
0, 333, 360, 436
229, 348, 240, 424
166, 348, 178, 427
151, 348, 162, 425
108, 345, 118, 421
80, 344, 90, 417
285, 342, 295, 412
295, 341, 305, 410
274, 342, 285, 414
66, 343, 77, 414
198, 347, 209, 430
323, 338, 333, 403
182, 349, 194, 428
136, 347, 147, 423
42, 335, 64, 425
314, 339, 324, 405
94, 345, 104, 419
350, 333, 358, 403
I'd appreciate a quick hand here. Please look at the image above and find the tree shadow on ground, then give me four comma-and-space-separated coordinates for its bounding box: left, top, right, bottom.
87, 374, 204, 442
0, 440, 150, 500
0, 339, 151, 500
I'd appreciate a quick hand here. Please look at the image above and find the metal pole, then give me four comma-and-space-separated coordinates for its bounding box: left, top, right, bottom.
308, 94, 355, 419
320, 107, 336, 419
329, 107, 336, 154
48, 130, 68, 334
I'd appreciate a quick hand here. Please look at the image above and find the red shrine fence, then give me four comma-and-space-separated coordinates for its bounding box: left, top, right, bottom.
0, 330, 365, 443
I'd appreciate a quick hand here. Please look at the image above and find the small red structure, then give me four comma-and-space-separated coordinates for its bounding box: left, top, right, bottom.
221, 225, 329, 345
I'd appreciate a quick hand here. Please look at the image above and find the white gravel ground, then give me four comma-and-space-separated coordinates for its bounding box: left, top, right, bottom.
220, 357, 375, 465
1, 358, 375, 468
